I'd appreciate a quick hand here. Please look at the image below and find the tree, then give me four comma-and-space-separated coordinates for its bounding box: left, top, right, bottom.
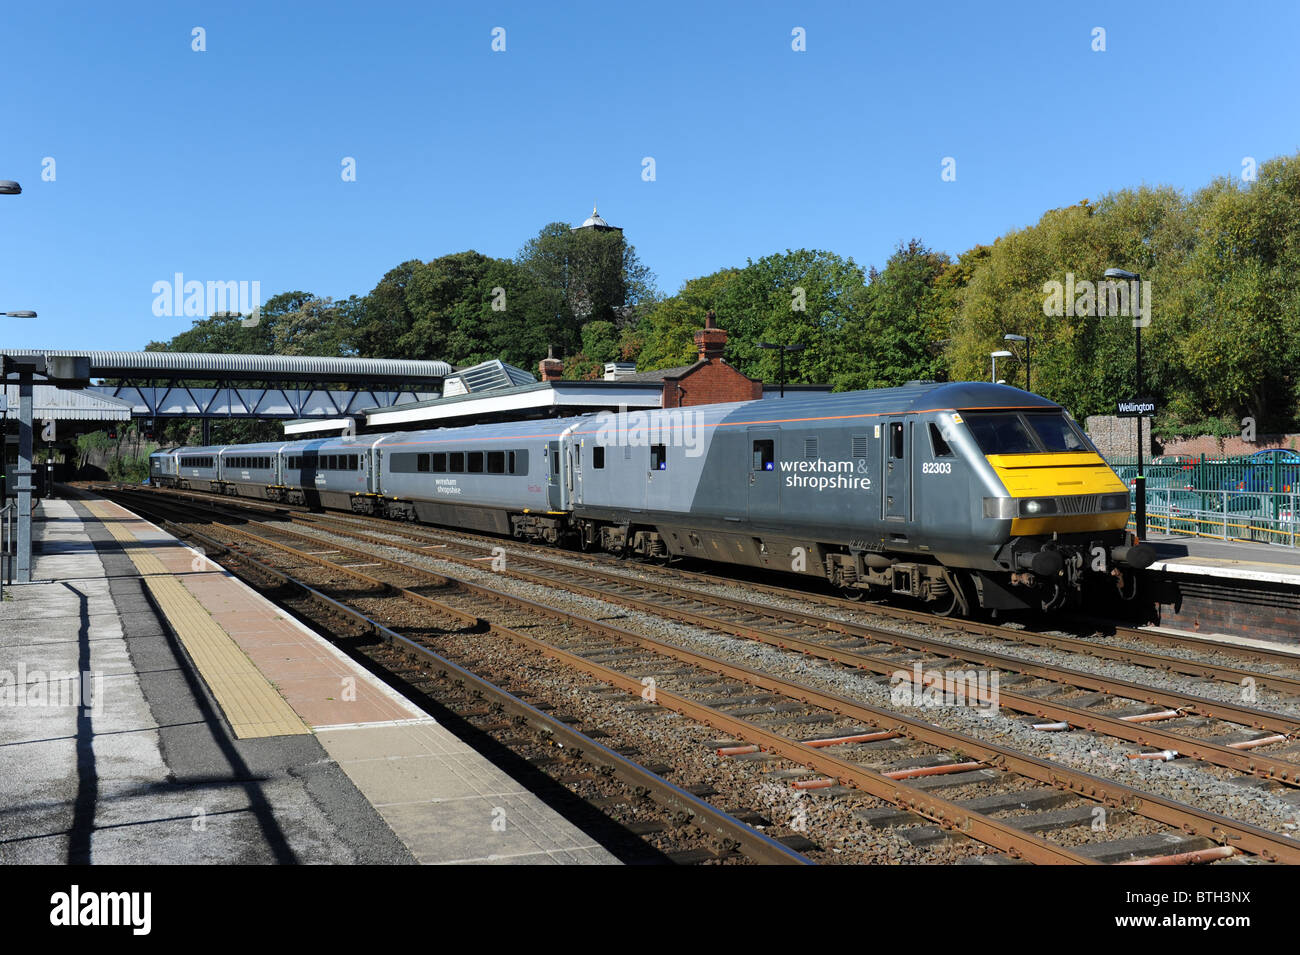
354, 262, 421, 359
635, 269, 742, 370
837, 239, 953, 390
714, 249, 868, 387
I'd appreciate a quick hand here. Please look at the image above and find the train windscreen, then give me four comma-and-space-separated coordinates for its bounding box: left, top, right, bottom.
963, 411, 1093, 455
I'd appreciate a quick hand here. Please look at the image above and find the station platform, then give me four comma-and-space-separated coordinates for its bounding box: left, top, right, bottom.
1138, 532, 1300, 645
0, 495, 619, 865
1144, 530, 1300, 583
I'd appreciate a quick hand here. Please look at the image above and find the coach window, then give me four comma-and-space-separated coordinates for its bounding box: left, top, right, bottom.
509, 450, 527, 474
890, 423, 905, 459
651, 444, 667, 471
928, 423, 954, 457
593, 446, 605, 469
752, 439, 774, 471
417, 454, 430, 473
432, 453, 446, 473
468, 451, 484, 473
487, 451, 505, 474
450, 452, 465, 473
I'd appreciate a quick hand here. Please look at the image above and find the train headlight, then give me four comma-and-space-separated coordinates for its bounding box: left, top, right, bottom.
1018, 498, 1058, 516
1099, 492, 1130, 511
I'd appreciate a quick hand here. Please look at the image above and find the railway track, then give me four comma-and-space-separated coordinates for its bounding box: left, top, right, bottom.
94, 484, 1300, 864
258, 504, 1300, 785
117, 483, 1300, 679
104, 485, 1300, 784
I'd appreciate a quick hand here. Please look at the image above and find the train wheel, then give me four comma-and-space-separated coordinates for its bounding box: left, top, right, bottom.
840, 586, 866, 601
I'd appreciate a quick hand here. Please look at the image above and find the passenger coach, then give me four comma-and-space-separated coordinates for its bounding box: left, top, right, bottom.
147, 381, 1152, 616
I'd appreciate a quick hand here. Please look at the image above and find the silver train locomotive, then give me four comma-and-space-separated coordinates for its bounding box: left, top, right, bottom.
148, 382, 1152, 615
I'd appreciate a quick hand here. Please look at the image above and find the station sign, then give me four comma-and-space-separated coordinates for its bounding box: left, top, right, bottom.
1116, 398, 1157, 417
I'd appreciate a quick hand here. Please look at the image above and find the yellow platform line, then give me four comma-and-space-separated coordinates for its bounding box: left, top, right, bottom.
84, 499, 307, 739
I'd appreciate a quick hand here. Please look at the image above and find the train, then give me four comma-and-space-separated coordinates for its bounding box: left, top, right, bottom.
148, 381, 1154, 616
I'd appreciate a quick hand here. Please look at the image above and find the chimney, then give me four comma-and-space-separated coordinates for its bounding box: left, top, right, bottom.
695, 309, 728, 363
538, 346, 563, 382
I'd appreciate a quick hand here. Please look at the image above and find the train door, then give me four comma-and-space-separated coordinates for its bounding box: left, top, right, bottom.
569, 439, 583, 505
372, 448, 383, 495
546, 440, 562, 510
747, 427, 780, 521
884, 418, 911, 520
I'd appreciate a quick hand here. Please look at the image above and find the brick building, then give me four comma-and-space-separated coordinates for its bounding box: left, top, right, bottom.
611, 311, 763, 408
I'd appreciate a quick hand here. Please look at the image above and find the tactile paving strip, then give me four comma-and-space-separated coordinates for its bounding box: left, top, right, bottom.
84, 499, 308, 739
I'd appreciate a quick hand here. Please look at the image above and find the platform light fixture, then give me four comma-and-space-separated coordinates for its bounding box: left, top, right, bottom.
990, 350, 1013, 383
1003, 334, 1030, 391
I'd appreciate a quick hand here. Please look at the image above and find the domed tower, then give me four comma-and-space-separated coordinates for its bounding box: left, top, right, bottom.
573, 203, 622, 234
567, 203, 626, 322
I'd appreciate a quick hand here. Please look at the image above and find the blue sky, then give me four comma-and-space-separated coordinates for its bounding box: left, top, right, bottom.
2, 0, 1297, 352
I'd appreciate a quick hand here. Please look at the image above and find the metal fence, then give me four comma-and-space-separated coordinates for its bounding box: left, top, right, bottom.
1107, 454, 1300, 547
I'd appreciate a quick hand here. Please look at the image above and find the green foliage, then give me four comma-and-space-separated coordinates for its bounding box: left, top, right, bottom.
107, 453, 150, 484
837, 240, 954, 390
1151, 415, 1239, 440
75, 431, 112, 468
135, 156, 1300, 435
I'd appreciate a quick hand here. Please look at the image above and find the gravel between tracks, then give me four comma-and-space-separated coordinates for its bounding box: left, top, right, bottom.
279, 519, 1300, 839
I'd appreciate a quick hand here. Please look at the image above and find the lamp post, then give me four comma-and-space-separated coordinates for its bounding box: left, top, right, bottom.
1105, 267, 1146, 540
990, 350, 1013, 383
2, 311, 37, 583
0, 174, 28, 583
758, 342, 805, 397
1003, 333, 1031, 391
